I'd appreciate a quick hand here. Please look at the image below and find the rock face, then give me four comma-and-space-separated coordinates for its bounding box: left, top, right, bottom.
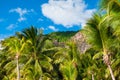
71, 31, 90, 53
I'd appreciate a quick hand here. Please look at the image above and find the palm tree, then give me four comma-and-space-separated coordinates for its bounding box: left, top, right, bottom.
17, 26, 53, 80
53, 41, 78, 80
99, 1, 120, 79
82, 13, 117, 80
2, 36, 26, 80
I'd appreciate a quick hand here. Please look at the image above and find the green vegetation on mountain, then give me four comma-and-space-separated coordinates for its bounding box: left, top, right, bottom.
48, 31, 78, 42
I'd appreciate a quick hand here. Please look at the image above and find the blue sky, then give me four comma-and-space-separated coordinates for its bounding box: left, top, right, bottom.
0, 0, 99, 39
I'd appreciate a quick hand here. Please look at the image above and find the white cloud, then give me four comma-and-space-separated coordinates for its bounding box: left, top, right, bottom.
9, 7, 34, 22
48, 25, 58, 31
41, 0, 96, 28
6, 24, 16, 30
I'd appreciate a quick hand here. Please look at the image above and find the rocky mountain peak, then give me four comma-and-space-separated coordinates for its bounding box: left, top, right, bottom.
71, 31, 90, 53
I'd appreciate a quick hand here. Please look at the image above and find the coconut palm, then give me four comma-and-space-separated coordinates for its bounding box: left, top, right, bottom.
100, 1, 120, 79
2, 36, 26, 80
17, 26, 53, 80
82, 13, 117, 80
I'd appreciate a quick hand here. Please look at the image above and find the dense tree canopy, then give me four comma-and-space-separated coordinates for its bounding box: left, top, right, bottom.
0, 0, 120, 80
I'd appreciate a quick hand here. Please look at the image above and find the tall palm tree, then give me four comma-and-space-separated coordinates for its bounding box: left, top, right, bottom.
17, 26, 53, 80
100, 1, 120, 79
2, 36, 26, 80
82, 13, 116, 80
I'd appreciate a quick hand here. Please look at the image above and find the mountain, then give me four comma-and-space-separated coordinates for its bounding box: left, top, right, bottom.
48, 31, 79, 42
48, 30, 90, 53
71, 31, 90, 53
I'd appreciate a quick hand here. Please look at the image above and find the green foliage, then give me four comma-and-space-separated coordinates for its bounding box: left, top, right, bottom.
60, 60, 77, 80
48, 31, 78, 42
1, 0, 120, 79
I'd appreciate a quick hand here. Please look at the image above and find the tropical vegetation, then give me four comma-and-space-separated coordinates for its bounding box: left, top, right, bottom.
0, 0, 120, 80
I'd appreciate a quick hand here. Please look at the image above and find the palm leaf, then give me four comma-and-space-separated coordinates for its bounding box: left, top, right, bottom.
93, 51, 103, 60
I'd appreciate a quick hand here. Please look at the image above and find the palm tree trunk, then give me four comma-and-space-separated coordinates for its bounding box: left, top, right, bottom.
108, 64, 115, 80
107, 3, 116, 80
103, 54, 115, 80
16, 54, 20, 80
92, 74, 94, 80
39, 77, 42, 80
